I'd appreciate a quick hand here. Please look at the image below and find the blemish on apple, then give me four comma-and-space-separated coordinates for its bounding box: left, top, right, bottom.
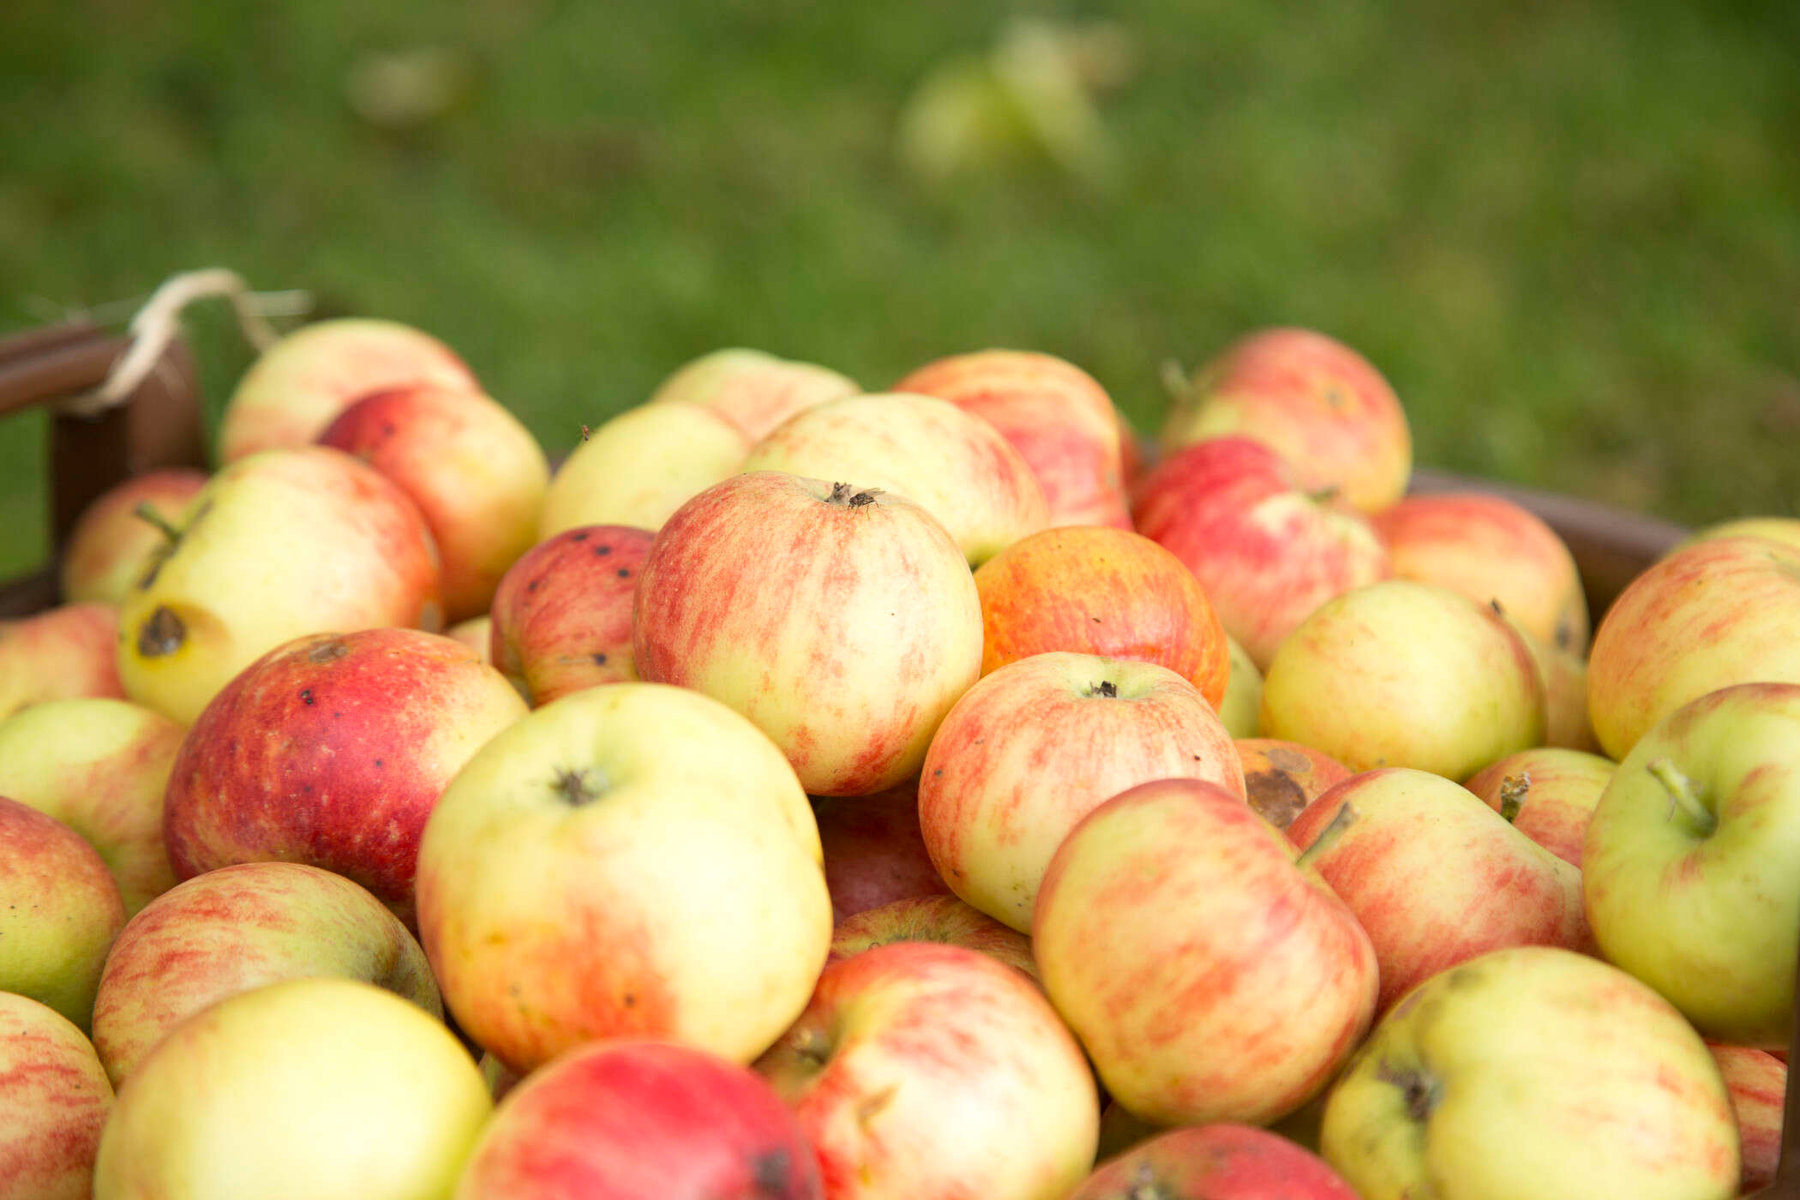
137, 606, 186, 657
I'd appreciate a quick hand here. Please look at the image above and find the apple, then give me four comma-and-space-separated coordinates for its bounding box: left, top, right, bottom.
0, 697, 184, 914
894, 348, 1131, 528
1320, 946, 1739, 1200
1034, 778, 1377, 1127
489, 524, 656, 705
755, 941, 1099, 1200
1158, 327, 1411, 513
91, 978, 493, 1200
1529, 631, 1600, 752
827, 894, 1037, 981
647, 346, 859, 442
538, 403, 749, 538
91, 861, 442, 1086
0, 992, 113, 1200
1587, 535, 1800, 760
446, 615, 494, 663
972, 526, 1231, 709
455, 1039, 825, 1199
739, 391, 1049, 566
0, 602, 126, 719
1069, 1124, 1359, 1200
58, 468, 209, 606
319, 383, 550, 623
1260, 580, 1544, 780
217, 317, 479, 461
116, 445, 444, 726
1709, 1043, 1784, 1194
1217, 634, 1262, 738
920, 652, 1243, 932
634, 472, 983, 796
1582, 681, 1800, 1047
813, 781, 951, 918
1680, 515, 1800, 554
0, 795, 126, 1030
1131, 437, 1392, 670
415, 682, 831, 1074
1463, 747, 1615, 868
1236, 738, 1352, 832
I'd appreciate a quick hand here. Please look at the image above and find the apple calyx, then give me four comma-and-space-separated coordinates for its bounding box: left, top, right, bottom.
1295, 801, 1360, 870
1083, 679, 1120, 698
1307, 484, 1343, 506
136, 606, 186, 657
826, 481, 879, 509
1647, 757, 1718, 838
1124, 1161, 1171, 1200
1498, 771, 1531, 823
791, 1024, 833, 1070
1376, 1059, 1442, 1123
551, 766, 606, 806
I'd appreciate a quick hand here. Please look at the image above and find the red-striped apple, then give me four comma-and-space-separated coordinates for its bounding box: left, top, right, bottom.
828, 894, 1037, 981
0, 602, 126, 719
1463, 747, 1614, 867
1070, 1124, 1359, 1200
647, 347, 859, 442
0, 992, 113, 1200
813, 781, 950, 918
0, 796, 126, 1030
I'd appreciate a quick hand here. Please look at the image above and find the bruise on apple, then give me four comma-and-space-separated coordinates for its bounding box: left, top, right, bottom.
135, 606, 186, 658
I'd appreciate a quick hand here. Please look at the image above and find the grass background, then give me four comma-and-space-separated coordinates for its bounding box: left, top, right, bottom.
3, 0, 1797, 577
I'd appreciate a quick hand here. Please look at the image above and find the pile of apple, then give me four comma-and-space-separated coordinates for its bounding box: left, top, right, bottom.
1, 317, 1796, 1200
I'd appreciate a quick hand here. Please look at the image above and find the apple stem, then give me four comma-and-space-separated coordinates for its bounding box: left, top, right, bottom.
1306, 484, 1343, 505
826, 481, 879, 508
1295, 802, 1359, 870
131, 501, 182, 544
1648, 758, 1717, 837
1498, 772, 1531, 823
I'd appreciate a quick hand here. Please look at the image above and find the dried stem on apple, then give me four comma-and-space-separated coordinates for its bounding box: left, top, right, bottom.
1295, 801, 1360, 870
826, 481, 879, 508
551, 766, 604, 806
1498, 772, 1531, 823
1648, 758, 1718, 838
130, 501, 183, 545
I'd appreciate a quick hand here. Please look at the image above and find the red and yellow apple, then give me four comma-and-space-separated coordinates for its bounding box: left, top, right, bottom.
58, 469, 209, 606
648, 347, 859, 442
0, 796, 126, 1030
0, 992, 114, 1200
0, 602, 126, 720
1463, 746, 1615, 868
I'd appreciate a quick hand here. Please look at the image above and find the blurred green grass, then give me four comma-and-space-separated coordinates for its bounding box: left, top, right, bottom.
3, 0, 1797, 577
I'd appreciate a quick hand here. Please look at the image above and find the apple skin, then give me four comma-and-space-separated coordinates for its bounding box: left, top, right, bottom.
1236, 738, 1352, 832
0, 697, 183, 915
1320, 946, 1739, 1200
1680, 515, 1800, 554
415, 682, 830, 1075
163, 628, 527, 929
217, 317, 479, 462
90, 861, 442, 1087
634, 472, 984, 797
1708, 1043, 1784, 1194
1069, 1124, 1359, 1200
1159, 327, 1411, 514
1131, 437, 1392, 670
116, 445, 444, 726
813, 782, 951, 918
1582, 681, 1800, 1048
1463, 747, 1615, 868
446, 615, 494, 664
1587, 535, 1800, 760
972, 526, 1231, 709
455, 1039, 825, 1199
755, 940, 1099, 1200
1261, 580, 1545, 780
91, 978, 493, 1200
59, 468, 209, 606
920, 652, 1244, 932
740, 391, 1050, 566
0, 796, 127, 1031
0, 602, 127, 720
489, 525, 656, 706
894, 349, 1131, 529
539, 403, 750, 538
318, 383, 550, 623
1034, 778, 1377, 1127
1217, 635, 1262, 737
647, 347, 860, 443
1287, 768, 1592, 1014
1531, 633, 1601, 752
827, 894, 1037, 982
0, 992, 114, 1200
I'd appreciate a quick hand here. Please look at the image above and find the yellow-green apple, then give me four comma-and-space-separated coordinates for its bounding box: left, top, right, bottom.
894, 348, 1131, 528
647, 347, 860, 442
1159, 327, 1411, 513
740, 391, 1049, 566
58, 468, 208, 605
415, 682, 830, 1074
217, 317, 479, 461
827, 894, 1038, 981
90, 861, 442, 1086
971, 526, 1231, 709
1261, 580, 1544, 779
1131, 437, 1391, 670
1582, 681, 1800, 1048
1372, 491, 1589, 655
1287, 768, 1592, 1013
1709, 1043, 1784, 1194
1463, 747, 1615, 867
1236, 738, 1352, 832
1320, 946, 1739, 1200
1680, 515, 1800, 554
634, 472, 983, 796
920, 652, 1243, 932
1069, 1124, 1360, 1200
455, 1039, 825, 1199
0, 796, 126, 1030
446, 615, 493, 663
1218, 634, 1261, 737
1034, 778, 1377, 1126
0, 992, 113, 1200
116, 446, 443, 726
489, 525, 655, 705
813, 782, 951, 918
755, 940, 1099, 1200
91, 978, 492, 1200
0, 602, 126, 719
318, 384, 550, 622
538, 403, 749, 537
0, 697, 183, 914
1587, 536, 1800, 760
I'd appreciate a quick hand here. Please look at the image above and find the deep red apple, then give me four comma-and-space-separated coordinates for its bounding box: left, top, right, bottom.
813, 781, 951, 918
1069, 1124, 1359, 1199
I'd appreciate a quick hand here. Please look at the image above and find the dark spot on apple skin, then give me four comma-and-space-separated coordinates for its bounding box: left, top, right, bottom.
137, 606, 186, 657
751, 1147, 793, 1195
571, 530, 591, 542
300, 689, 316, 706
307, 639, 350, 664
527, 579, 541, 593
591, 653, 608, 665
374, 759, 384, 768
1246, 769, 1308, 830
616, 567, 630, 579
593, 544, 612, 556
622, 992, 636, 1008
